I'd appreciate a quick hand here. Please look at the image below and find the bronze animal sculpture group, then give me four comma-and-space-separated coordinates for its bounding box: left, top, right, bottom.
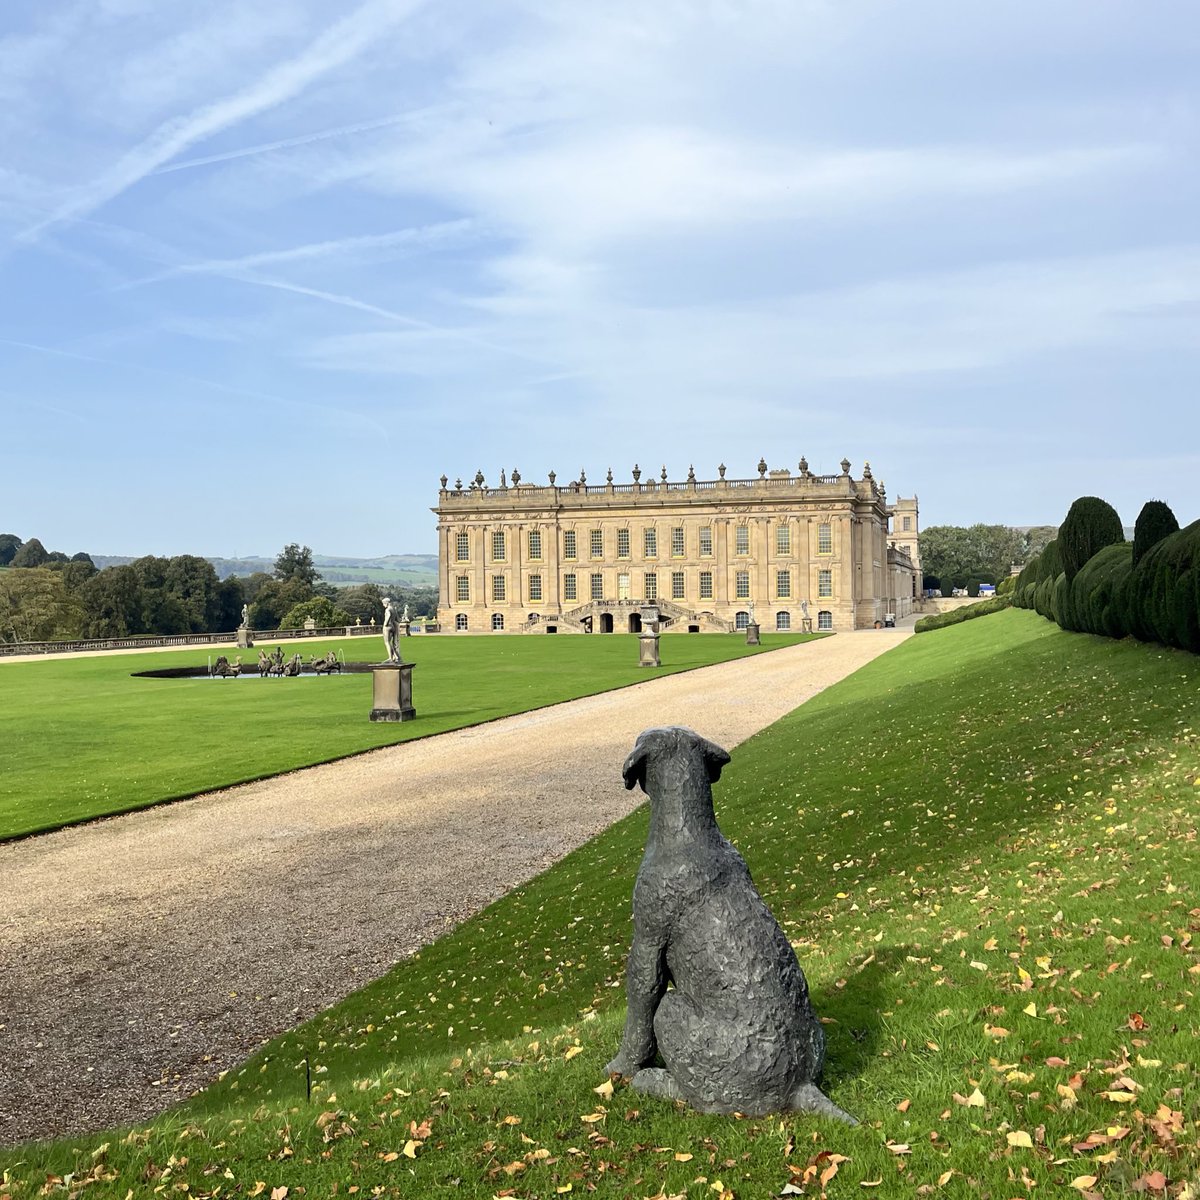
607, 726, 856, 1124
211, 654, 242, 678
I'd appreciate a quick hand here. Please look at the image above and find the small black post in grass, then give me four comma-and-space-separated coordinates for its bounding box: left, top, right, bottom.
305, 1055, 312, 1102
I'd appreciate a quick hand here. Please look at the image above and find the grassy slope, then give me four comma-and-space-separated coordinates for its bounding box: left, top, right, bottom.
5, 609, 1200, 1199
0, 632, 811, 841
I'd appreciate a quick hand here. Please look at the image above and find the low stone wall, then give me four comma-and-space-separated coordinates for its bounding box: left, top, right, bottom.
0, 625, 375, 658
916, 596, 993, 615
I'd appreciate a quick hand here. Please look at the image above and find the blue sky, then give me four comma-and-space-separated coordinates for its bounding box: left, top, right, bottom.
3, 1, 1198, 557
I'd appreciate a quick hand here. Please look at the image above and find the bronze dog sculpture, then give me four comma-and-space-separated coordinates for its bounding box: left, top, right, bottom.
606, 726, 855, 1122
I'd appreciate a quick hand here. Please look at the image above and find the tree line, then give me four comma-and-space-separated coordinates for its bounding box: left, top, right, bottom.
917, 524, 1058, 595
0, 536, 437, 644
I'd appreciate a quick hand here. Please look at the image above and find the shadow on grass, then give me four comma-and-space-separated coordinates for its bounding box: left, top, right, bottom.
811, 946, 909, 1088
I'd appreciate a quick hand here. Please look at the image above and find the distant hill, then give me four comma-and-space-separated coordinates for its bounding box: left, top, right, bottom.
90, 553, 439, 588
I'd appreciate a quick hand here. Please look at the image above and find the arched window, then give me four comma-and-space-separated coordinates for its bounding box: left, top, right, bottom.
492, 612, 504, 631
735, 610, 750, 630
817, 610, 833, 630
776, 611, 791, 631
455, 613, 468, 631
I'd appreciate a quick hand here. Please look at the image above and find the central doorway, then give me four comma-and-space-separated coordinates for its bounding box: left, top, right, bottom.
600, 612, 614, 633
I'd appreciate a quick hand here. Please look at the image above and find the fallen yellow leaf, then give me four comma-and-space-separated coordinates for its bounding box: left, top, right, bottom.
1070, 1177, 1098, 1190
1006, 1130, 1033, 1148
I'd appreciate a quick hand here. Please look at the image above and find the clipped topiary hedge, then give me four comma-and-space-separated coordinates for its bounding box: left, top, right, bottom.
914, 593, 1012, 633
1013, 555, 1041, 608
1132, 500, 1179, 568
1059, 496, 1124, 581
1125, 519, 1200, 653
1065, 542, 1133, 638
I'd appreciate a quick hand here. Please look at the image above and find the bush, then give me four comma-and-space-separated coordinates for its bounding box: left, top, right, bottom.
279, 596, 351, 630
1059, 496, 1124, 581
996, 574, 1017, 597
914, 593, 1011, 633
1132, 500, 1179, 568
1012, 555, 1040, 608
1127, 520, 1200, 653
1052, 572, 1069, 625
1066, 542, 1133, 638
1033, 569, 1061, 621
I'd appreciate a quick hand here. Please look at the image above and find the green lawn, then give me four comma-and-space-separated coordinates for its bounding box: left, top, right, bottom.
5, 609, 1200, 1199
0, 631, 813, 841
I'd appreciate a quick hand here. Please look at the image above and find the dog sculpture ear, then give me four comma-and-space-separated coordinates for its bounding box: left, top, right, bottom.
701, 736, 732, 783
622, 735, 651, 792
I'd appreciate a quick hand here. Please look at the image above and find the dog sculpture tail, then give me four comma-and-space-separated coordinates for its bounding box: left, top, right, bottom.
791, 1082, 858, 1125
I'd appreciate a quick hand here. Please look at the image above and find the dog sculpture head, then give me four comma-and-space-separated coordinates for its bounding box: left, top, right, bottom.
622, 726, 731, 794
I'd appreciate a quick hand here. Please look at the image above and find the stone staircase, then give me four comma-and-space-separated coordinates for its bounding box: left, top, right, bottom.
522, 598, 733, 634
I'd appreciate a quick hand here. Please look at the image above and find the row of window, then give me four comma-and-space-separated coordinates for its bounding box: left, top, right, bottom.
455, 523, 835, 563
454, 569, 835, 604
453, 609, 836, 632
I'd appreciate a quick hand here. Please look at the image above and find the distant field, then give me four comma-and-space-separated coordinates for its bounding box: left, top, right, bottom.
0, 631, 814, 840
90, 552, 440, 588
320, 565, 438, 587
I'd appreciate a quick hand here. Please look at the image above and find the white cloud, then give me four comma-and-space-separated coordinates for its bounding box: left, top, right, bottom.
119, 219, 480, 288
17, 0, 426, 241
298, 245, 1200, 401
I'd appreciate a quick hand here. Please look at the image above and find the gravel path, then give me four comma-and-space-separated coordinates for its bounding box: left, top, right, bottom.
0, 628, 910, 1146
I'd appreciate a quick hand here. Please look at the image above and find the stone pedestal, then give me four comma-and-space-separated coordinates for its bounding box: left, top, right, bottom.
236, 626, 253, 648
638, 632, 661, 667
744, 622, 760, 646
400, 620, 411, 638
370, 662, 416, 722
801, 618, 814, 634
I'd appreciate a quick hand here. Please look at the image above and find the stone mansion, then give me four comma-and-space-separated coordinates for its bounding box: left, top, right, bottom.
433, 457, 920, 634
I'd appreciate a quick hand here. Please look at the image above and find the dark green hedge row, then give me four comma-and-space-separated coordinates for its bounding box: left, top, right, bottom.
1012, 498, 1199, 653
914, 594, 1012, 633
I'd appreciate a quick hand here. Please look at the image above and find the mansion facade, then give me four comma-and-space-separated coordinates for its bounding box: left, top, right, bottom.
433, 458, 920, 634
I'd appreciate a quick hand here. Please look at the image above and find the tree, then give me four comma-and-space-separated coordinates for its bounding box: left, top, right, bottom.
273, 543, 320, 590
214, 576, 246, 632
1058, 496, 1124, 581
0, 568, 83, 642
240, 572, 275, 603
919, 525, 1024, 592
58, 559, 97, 592
1021, 526, 1059, 562
130, 556, 189, 634
248, 578, 311, 630
338, 583, 385, 626
11, 537, 49, 568
279, 596, 351, 630
0, 534, 22, 566
1132, 500, 1179, 567
164, 554, 221, 632
79, 566, 145, 637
